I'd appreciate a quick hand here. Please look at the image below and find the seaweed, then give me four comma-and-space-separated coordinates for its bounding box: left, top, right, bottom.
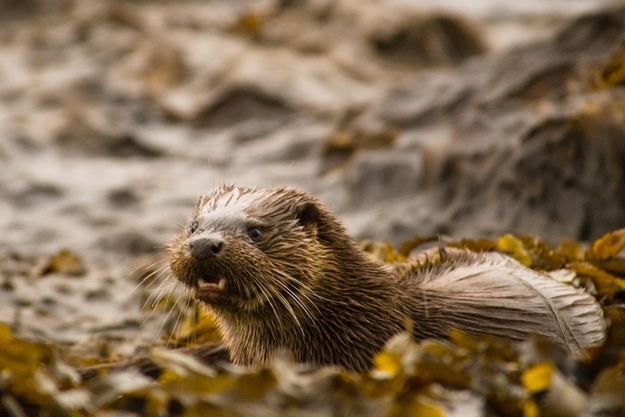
2, 230, 624, 416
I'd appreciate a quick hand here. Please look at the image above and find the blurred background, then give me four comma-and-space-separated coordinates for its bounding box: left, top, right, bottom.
1, 0, 625, 354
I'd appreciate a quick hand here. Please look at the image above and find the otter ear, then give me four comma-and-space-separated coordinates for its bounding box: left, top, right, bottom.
295, 202, 320, 227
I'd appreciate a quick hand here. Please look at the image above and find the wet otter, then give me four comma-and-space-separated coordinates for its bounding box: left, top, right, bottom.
169, 185, 605, 371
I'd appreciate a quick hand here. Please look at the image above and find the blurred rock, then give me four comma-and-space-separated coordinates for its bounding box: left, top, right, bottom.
97, 230, 160, 256
347, 149, 422, 209
352, 8, 625, 244
0, 0, 63, 21
34, 249, 87, 277
12, 183, 64, 208
107, 187, 140, 208
369, 10, 488, 67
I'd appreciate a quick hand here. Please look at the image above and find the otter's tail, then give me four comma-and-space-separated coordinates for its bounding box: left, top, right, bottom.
411, 248, 605, 356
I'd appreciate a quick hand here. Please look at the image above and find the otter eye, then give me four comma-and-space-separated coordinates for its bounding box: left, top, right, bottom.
189, 221, 199, 234
247, 227, 262, 240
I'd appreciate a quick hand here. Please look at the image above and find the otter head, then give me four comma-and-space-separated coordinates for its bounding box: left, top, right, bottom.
169, 186, 341, 318
169, 185, 401, 369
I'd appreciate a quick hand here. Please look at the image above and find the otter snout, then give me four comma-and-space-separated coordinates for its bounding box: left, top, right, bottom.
188, 236, 224, 260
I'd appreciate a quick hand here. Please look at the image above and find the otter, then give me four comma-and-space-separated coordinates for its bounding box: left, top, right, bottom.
169, 185, 605, 371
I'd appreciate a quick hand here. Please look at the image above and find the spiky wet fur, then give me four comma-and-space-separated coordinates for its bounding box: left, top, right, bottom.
169, 186, 605, 371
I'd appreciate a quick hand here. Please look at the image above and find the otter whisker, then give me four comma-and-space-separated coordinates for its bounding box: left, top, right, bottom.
263, 280, 306, 337
141, 277, 176, 311
191, 297, 203, 350
279, 272, 345, 305
169, 291, 194, 349
160, 289, 187, 348
253, 279, 285, 331
275, 272, 325, 311
253, 274, 305, 337
126, 254, 168, 278
241, 275, 252, 300
129, 263, 161, 296
226, 272, 251, 301
145, 281, 183, 346
144, 266, 179, 298
271, 276, 318, 324
133, 264, 170, 297
137, 267, 172, 310
128, 260, 159, 282
139, 279, 179, 337
142, 264, 171, 289
173, 289, 196, 348
130, 250, 170, 280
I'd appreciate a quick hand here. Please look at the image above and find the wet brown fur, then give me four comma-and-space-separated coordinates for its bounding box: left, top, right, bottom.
169, 186, 604, 371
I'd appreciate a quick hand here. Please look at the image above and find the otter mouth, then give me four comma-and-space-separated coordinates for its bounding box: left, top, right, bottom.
196, 276, 227, 295
192, 274, 259, 307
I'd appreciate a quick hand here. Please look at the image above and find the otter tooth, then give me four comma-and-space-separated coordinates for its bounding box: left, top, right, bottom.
218, 278, 226, 290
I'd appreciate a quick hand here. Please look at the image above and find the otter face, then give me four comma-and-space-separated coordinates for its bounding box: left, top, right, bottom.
169, 186, 323, 316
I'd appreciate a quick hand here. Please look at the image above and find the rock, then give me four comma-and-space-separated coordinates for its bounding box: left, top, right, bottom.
97, 230, 160, 257
347, 149, 423, 209
348, 7, 625, 243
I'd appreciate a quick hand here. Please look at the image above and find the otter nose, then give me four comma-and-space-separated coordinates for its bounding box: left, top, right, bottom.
188, 237, 224, 259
